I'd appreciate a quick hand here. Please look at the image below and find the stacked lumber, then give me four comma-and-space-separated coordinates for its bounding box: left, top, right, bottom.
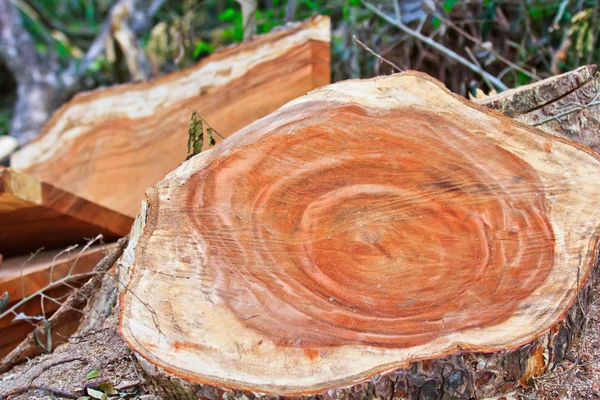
0, 167, 129, 355
0, 167, 132, 258
11, 16, 331, 217
120, 72, 600, 399
1, 16, 331, 359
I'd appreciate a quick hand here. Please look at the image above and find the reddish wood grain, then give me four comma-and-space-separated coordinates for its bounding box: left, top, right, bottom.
120, 72, 600, 396
0, 168, 132, 257
186, 103, 555, 348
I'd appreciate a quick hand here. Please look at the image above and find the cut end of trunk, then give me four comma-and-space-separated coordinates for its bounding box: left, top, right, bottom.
119, 72, 600, 397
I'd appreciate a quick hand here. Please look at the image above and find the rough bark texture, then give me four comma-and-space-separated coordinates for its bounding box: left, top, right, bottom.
11, 16, 331, 217
478, 65, 600, 153
119, 72, 600, 398
0, 167, 132, 257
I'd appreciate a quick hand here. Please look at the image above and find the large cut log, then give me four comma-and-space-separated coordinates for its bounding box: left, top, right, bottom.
120, 71, 600, 399
0, 167, 131, 257
478, 65, 600, 153
10, 16, 331, 217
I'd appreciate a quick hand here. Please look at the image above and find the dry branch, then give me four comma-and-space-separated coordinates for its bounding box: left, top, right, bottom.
0, 237, 127, 374
0, 0, 167, 146
362, 1, 509, 91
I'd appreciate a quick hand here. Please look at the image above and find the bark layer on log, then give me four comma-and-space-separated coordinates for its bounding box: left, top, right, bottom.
120, 72, 600, 398
478, 65, 600, 153
10, 16, 331, 217
0, 167, 132, 257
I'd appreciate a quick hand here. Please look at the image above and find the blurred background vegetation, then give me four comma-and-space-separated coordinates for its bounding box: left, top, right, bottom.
1, 0, 599, 138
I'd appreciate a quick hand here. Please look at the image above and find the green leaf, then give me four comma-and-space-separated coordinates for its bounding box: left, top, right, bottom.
97, 383, 118, 395
87, 388, 106, 400
86, 369, 100, 380
207, 128, 216, 147
193, 41, 214, 58
188, 112, 204, 156
0, 292, 8, 313
443, 0, 459, 12
219, 8, 238, 22
432, 17, 441, 29
55, 40, 72, 59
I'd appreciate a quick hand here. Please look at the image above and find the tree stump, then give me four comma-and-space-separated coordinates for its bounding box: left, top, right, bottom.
119, 72, 600, 399
478, 65, 600, 153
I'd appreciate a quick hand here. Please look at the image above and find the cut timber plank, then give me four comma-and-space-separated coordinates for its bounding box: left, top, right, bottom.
0, 243, 114, 303
478, 65, 600, 152
11, 16, 331, 217
0, 168, 131, 257
120, 72, 600, 399
0, 245, 112, 358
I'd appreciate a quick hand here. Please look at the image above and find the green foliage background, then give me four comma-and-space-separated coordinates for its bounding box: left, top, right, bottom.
2, 0, 600, 136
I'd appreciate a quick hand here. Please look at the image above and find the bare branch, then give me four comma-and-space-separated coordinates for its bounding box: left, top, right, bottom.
353, 35, 403, 73
236, 0, 257, 42
361, 1, 509, 91
0, 237, 128, 374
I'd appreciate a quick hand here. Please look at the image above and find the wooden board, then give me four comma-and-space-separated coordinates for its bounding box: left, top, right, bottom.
0, 167, 132, 257
0, 243, 114, 303
11, 16, 331, 217
120, 72, 600, 399
0, 245, 112, 358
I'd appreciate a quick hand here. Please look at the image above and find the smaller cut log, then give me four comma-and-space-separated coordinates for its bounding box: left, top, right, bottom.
0, 167, 132, 257
0, 244, 114, 358
11, 16, 331, 217
478, 65, 600, 152
120, 72, 600, 399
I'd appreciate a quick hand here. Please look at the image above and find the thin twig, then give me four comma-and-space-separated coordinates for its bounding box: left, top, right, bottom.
465, 46, 494, 91
353, 35, 403, 72
0, 385, 79, 399
433, 13, 541, 81
361, 1, 509, 91
0, 238, 128, 374
533, 96, 600, 126
187, 107, 226, 139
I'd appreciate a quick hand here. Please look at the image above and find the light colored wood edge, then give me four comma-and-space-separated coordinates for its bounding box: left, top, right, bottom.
10, 15, 331, 170
0, 167, 133, 236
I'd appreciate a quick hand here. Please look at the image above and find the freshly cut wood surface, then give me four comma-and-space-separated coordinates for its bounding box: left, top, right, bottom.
0, 167, 131, 257
478, 65, 600, 152
120, 72, 600, 398
11, 16, 331, 217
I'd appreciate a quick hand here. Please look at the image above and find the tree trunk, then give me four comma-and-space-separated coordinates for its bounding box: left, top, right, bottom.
119, 72, 600, 399
11, 16, 331, 218
477, 65, 600, 153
